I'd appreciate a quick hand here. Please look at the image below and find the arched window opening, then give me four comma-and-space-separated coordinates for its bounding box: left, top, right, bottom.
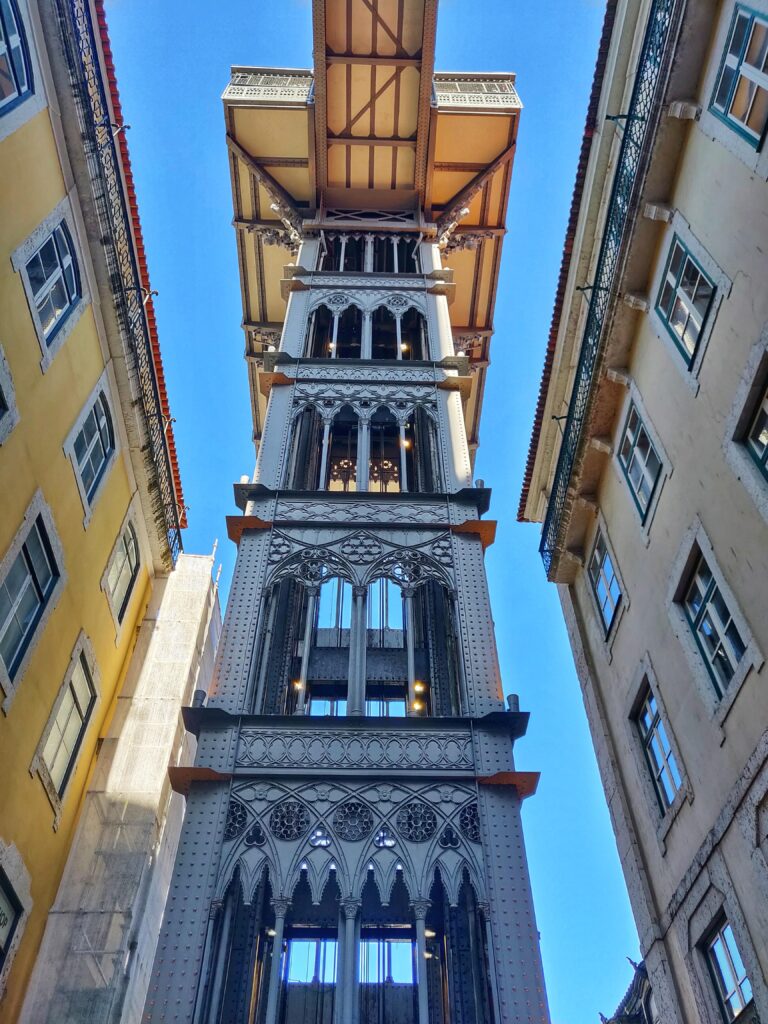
395, 237, 419, 273
372, 236, 395, 273
317, 234, 364, 272
399, 308, 427, 360
366, 578, 407, 717
316, 577, 353, 648
256, 580, 309, 714
335, 305, 362, 358
326, 405, 358, 491
278, 872, 341, 1024
308, 305, 334, 357
369, 408, 401, 493
402, 580, 462, 718
427, 869, 495, 1024
403, 407, 441, 493
318, 235, 341, 270
287, 406, 324, 489
371, 307, 399, 360
342, 236, 364, 271
201, 867, 273, 1024
359, 870, 417, 1023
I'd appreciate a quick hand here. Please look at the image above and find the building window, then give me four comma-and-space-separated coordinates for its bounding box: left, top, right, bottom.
635, 687, 682, 811
106, 522, 139, 624
40, 651, 95, 796
0, 516, 58, 680
706, 918, 753, 1022
73, 391, 115, 501
682, 553, 746, 697
24, 222, 80, 342
588, 530, 622, 633
711, 7, 768, 148
0, 343, 18, 444
656, 236, 715, 366
618, 404, 663, 519
0, 868, 21, 975
746, 380, 768, 480
0, 0, 32, 114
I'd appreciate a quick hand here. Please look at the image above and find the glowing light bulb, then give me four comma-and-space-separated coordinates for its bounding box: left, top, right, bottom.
293, 680, 303, 690
412, 699, 424, 712
414, 681, 426, 693
425, 928, 436, 939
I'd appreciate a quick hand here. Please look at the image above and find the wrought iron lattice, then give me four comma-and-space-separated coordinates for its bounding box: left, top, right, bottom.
269, 801, 311, 841
244, 823, 266, 847
539, 0, 676, 575
458, 803, 481, 844
332, 801, 374, 842
224, 800, 248, 842
57, 0, 183, 563
395, 801, 437, 842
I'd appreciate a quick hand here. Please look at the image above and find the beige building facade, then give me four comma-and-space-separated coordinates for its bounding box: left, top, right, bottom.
520, 1, 768, 1023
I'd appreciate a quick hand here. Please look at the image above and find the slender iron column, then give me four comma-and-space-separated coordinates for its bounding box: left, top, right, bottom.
399, 424, 408, 492
341, 898, 361, 1022
347, 586, 367, 715
357, 416, 370, 491
478, 900, 502, 1022
294, 586, 318, 714
318, 420, 332, 488
395, 315, 403, 360
331, 312, 339, 357
412, 900, 431, 1024
404, 587, 417, 715
207, 895, 234, 1023
361, 310, 373, 359
192, 900, 221, 1024
264, 898, 289, 1024
364, 233, 373, 272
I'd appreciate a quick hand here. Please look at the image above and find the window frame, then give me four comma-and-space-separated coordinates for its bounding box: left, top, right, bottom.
63, 370, 119, 524
0, 841, 31, 999
0, 493, 66, 710
101, 509, 142, 632
0, 0, 32, 115
587, 526, 624, 638
704, 916, 755, 1022
0, 867, 21, 975
30, 631, 99, 825
655, 235, 716, 368
615, 390, 669, 532
0, 0, 44, 144
668, 519, 762, 727
0, 342, 20, 445
634, 686, 683, 812
723, 323, 768, 524
710, 5, 768, 150
11, 196, 90, 371
649, 214, 731, 388
745, 380, 768, 480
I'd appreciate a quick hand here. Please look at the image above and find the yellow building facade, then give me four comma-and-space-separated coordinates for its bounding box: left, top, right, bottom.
0, 0, 193, 1019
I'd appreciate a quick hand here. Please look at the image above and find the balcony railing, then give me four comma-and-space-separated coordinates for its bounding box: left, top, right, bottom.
223, 68, 314, 105
539, 0, 676, 576
433, 73, 521, 112
60, 0, 183, 563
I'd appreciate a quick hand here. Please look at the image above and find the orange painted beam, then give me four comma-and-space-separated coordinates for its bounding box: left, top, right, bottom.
226, 515, 273, 544
450, 519, 497, 549
477, 771, 540, 798
168, 766, 231, 796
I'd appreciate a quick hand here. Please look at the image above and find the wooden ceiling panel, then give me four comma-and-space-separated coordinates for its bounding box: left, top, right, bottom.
395, 147, 415, 189
433, 112, 512, 164
232, 108, 308, 159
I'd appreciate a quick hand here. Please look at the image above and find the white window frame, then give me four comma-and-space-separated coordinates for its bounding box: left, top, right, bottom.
586, 520, 627, 646
63, 368, 119, 526
0, 840, 32, 999
705, 917, 755, 1022
29, 631, 100, 827
668, 518, 763, 727
699, 0, 768, 178
613, 381, 671, 539
0, 0, 45, 144
0, 342, 19, 445
11, 195, 90, 371
0, 490, 66, 713
625, 655, 690, 850
648, 212, 732, 390
100, 504, 143, 636
723, 322, 768, 525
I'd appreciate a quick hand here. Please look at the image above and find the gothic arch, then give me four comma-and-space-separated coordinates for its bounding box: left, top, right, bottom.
364, 547, 454, 591
267, 547, 355, 589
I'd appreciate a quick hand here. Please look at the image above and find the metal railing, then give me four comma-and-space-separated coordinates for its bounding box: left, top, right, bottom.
539, 0, 676, 575
433, 74, 522, 111
60, 0, 182, 563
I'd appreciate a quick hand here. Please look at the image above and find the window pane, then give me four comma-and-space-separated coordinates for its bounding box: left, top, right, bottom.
25, 524, 53, 593
71, 657, 92, 710
714, 63, 737, 110
0, 878, 18, 952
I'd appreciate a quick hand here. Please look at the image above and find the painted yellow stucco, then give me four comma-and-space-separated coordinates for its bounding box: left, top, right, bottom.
0, 98, 155, 1024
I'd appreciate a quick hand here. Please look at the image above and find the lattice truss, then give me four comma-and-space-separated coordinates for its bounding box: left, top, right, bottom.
218, 780, 485, 908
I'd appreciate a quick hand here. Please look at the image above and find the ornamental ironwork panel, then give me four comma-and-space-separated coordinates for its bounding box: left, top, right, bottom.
58, 0, 182, 562
539, 0, 676, 575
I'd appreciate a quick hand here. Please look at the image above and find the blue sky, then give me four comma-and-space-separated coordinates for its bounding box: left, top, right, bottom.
105, 0, 641, 1019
